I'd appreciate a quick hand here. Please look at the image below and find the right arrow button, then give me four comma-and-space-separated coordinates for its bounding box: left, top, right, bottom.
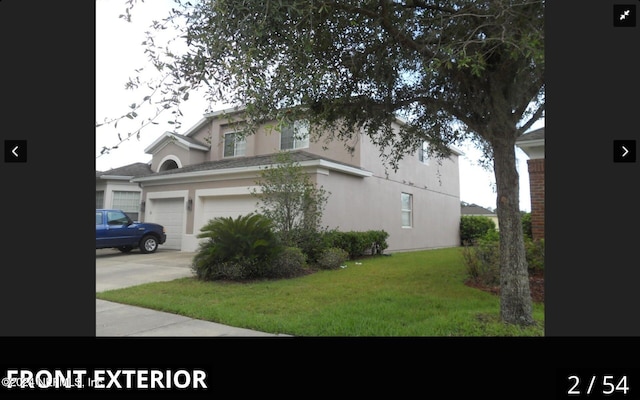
613, 140, 636, 163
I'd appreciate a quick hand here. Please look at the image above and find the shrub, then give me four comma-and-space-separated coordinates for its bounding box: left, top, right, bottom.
525, 238, 545, 273
367, 230, 390, 255
462, 230, 500, 285
521, 212, 532, 239
316, 247, 349, 270
192, 213, 282, 281
267, 247, 307, 279
462, 231, 545, 286
322, 230, 389, 259
195, 258, 261, 281
285, 227, 328, 265
460, 215, 496, 246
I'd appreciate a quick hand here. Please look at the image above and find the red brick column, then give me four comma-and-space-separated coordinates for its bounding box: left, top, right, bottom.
527, 158, 545, 240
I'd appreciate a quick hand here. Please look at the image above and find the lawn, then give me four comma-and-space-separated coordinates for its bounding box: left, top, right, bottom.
96, 247, 544, 336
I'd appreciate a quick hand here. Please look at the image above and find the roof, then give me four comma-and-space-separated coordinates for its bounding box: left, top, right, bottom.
140, 150, 362, 177
516, 127, 545, 159
461, 202, 496, 215
144, 131, 210, 154
96, 162, 153, 179
132, 150, 373, 183
516, 127, 545, 144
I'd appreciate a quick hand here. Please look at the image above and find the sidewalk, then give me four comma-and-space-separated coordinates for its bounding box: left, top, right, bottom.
96, 299, 289, 336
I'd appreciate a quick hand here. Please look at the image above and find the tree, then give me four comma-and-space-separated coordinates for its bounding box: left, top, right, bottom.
251, 151, 330, 252
121, 0, 544, 326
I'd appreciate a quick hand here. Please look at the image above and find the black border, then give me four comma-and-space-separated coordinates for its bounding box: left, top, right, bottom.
0, 0, 96, 335
1, 1, 639, 397
545, 0, 640, 336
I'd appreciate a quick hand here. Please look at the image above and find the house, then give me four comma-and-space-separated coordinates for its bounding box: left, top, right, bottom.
460, 202, 499, 230
515, 127, 545, 240
96, 162, 152, 221
130, 107, 464, 253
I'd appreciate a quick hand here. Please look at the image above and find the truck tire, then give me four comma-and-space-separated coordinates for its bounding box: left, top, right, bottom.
139, 235, 159, 254
118, 246, 133, 253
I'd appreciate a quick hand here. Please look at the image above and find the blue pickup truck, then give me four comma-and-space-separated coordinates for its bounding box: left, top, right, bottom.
96, 209, 167, 253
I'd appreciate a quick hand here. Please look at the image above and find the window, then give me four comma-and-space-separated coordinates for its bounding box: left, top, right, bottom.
106, 210, 130, 225
96, 191, 104, 209
280, 120, 310, 150
224, 132, 246, 157
401, 193, 413, 228
418, 141, 429, 165
112, 191, 141, 221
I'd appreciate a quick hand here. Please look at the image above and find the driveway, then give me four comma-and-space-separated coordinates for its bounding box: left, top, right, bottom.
96, 248, 196, 292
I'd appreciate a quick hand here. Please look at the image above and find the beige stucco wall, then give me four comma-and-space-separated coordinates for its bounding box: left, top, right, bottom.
140, 114, 462, 253
188, 116, 363, 167
317, 166, 461, 253
322, 123, 462, 251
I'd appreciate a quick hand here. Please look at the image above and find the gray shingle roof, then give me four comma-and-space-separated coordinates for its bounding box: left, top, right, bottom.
136, 150, 363, 178
96, 162, 153, 177
461, 203, 495, 215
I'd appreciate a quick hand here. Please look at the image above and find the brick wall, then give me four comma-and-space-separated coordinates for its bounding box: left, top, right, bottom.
527, 158, 544, 240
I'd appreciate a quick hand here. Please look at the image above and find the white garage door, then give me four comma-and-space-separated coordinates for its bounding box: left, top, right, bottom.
150, 198, 184, 250
200, 195, 258, 230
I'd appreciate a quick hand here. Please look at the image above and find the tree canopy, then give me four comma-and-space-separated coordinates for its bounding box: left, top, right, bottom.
119, 0, 544, 326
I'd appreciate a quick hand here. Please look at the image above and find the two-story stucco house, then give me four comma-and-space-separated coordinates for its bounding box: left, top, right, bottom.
130, 107, 464, 253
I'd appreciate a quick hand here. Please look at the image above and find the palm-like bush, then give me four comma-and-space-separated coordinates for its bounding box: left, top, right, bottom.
192, 213, 282, 280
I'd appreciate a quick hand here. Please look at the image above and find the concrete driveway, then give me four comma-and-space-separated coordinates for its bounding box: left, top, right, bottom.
96, 248, 195, 292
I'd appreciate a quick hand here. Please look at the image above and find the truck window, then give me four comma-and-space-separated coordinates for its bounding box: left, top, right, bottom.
106, 211, 129, 225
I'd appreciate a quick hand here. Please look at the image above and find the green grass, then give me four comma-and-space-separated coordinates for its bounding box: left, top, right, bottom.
96, 247, 544, 336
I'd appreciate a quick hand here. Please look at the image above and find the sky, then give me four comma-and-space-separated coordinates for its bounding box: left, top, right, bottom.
96, 0, 542, 212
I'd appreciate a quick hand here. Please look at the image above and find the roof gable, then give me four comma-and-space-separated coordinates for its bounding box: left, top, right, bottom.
144, 131, 209, 155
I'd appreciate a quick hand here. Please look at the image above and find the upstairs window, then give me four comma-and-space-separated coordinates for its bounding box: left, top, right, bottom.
224, 132, 246, 157
418, 141, 429, 165
280, 120, 310, 150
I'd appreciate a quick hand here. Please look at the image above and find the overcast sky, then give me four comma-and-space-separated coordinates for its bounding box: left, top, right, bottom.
96, 0, 541, 212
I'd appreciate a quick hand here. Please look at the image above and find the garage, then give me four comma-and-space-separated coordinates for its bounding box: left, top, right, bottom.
149, 197, 185, 250
200, 195, 258, 229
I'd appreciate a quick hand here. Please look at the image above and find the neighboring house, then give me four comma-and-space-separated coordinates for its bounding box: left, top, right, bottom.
515, 127, 545, 240
96, 162, 152, 221
130, 107, 464, 253
460, 202, 499, 230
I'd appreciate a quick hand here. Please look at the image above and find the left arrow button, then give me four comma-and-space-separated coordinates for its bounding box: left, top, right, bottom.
4, 140, 27, 163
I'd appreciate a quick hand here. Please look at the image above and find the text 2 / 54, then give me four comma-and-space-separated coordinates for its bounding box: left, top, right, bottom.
567, 375, 629, 397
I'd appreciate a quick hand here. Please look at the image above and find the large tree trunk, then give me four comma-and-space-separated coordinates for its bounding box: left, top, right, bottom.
492, 136, 535, 326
